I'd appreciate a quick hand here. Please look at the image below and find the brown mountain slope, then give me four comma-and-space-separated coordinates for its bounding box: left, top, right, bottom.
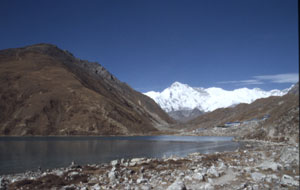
188, 94, 297, 128
187, 90, 299, 143
0, 43, 174, 136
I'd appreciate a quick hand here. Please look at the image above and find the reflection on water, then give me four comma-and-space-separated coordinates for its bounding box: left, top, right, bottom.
0, 136, 239, 175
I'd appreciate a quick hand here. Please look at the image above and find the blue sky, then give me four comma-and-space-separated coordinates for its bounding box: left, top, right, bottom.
0, 0, 298, 92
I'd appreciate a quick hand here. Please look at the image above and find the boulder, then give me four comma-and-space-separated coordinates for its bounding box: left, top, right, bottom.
258, 161, 282, 171
166, 178, 186, 190
136, 177, 147, 184
192, 173, 204, 181
108, 171, 116, 182
130, 158, 146, 166
207, 166, 219, 178
250, 172, 265, 182
68, 171, 79, 177
91, 184, 101, 190
110, 160, 119, 166
279, 147, 299, 165
281, 174, 299, 187
203, 183, 214, 190
265, 174, 279, 183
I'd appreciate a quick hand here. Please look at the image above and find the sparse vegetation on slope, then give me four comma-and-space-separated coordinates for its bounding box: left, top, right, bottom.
0, 44, 174, 136
185, 86, 299, 144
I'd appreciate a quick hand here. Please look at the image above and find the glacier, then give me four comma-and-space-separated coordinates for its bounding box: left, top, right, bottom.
144, 81, 290, 112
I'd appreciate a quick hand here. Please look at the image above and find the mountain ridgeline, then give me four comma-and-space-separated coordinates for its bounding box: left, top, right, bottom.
144, 81, 290, 122
187, 83, 299, 144
0, 43, 174, 136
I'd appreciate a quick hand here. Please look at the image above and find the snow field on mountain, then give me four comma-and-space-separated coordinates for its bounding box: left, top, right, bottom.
144, 82, 289, 112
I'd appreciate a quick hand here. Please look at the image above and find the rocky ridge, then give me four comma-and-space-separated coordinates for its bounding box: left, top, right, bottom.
0, 43, 174, 135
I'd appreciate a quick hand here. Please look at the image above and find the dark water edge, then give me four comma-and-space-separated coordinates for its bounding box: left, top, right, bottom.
0, 136, 239, 175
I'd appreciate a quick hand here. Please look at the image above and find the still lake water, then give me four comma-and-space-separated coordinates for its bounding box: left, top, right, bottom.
0, 136, 239, 175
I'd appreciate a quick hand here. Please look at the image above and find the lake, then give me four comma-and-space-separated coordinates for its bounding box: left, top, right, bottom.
0, 136, 239, 175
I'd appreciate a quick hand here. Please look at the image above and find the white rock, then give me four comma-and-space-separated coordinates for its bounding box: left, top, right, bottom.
264, 184, 270, 189
179, 172, 185, 177
108, 171, 116, 182
88, 176, 98, 183
252, 184, 259, 190
184, 175, 192, 181
41, 172, 48, 176
68, 171, 79, 176
140, 185, 151, 190
129, 162, 136, 167
124, 185, 131, 190
265, 174, 279, 183
217, 161, 226, 170
140, 166, 145, 173
250, 172, 265, 182
137, 178, 147, 184
91, 184, 101, 190
207, 178, 213, 184
204, 183, 214, 190
52, 170, 64, 177
166, 178, 186, 190
111, 160, 118, 166
280, 147, 299, 164
283, 164, 292, 170
258, 161, 282, 171
192, 173, 204, 181
281, 174, 299, 187
207, 166, 219, 177
63, 184, 76, 189
130, 158, 146, 165
243, 167, 252, 173
120, 158, 125, 164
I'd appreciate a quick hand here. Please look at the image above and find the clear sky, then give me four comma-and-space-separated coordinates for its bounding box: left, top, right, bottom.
0, 0, 298, 92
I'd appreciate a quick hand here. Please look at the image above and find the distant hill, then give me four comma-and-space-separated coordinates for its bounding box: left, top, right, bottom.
168, 108, 204, 123
186, 85, 299, 144
0, 43, 174, 136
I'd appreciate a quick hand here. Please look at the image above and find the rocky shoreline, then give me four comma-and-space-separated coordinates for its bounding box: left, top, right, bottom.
0, 141, 298, 190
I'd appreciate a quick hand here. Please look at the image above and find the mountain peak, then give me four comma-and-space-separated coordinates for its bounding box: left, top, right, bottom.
170, 81, 186, 88
144, 82, 289, 112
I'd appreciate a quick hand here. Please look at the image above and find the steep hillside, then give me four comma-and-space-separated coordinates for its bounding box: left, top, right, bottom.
187, 86, 299, 144
0, 43, 174, 136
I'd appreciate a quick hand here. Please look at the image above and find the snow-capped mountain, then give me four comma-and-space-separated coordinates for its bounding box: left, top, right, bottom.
144, 82, 289, 113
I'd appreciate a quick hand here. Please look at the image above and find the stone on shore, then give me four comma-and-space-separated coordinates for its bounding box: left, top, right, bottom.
280, 174, 299, 187
258, 161, 282, 171
166, 178, 186, 190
